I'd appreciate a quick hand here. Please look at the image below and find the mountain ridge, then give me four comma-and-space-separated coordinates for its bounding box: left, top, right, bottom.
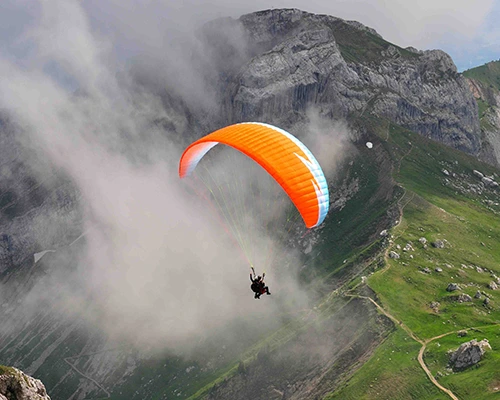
199, 8, 495, 165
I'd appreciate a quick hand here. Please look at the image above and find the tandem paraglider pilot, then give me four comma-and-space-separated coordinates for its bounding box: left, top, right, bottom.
250, 271, 271, 299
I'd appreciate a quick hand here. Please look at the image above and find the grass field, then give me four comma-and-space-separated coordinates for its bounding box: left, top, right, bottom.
424, 325, 500, 399
330, 123, 500, 399
463, 61, 500, 92
325, 329, 448, 400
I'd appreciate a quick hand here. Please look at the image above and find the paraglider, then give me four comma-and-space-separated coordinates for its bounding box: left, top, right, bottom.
179, 122, 329, 228
250, 268, 270, 299
179, 122, 329, 298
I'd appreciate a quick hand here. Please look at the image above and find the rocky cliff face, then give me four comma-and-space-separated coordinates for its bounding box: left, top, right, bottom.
202, 9, 482, 157
463, 61, 500, 166
0, 367, 50, 400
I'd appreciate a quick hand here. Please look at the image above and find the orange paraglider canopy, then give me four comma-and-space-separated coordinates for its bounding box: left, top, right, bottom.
179, 122, 329, 228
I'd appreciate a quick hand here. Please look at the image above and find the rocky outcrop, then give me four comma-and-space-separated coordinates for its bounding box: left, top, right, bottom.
202, 8, 482, 156
463, 61, 500, 166
0, 366, 50, 399
448, 339, 491, 371
446, 283, 460, 292
450, 293, 473, 303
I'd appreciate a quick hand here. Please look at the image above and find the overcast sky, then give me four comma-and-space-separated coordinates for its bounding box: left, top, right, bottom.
90, 0, 497, 72
1, 0, 498, 71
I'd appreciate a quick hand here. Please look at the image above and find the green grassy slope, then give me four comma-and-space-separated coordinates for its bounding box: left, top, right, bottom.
463, 61, 500, 92
425, 325, 500, 400
329, 123, 500, 399
326, 329, 448, 400
316, 15, 421, 65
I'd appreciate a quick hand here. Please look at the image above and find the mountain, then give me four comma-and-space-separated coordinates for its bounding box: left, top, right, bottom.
1, 8, 500, 400
202, 9, 497, 165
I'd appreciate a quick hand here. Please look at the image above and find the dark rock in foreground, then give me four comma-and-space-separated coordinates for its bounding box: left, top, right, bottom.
0, 366, 50, 400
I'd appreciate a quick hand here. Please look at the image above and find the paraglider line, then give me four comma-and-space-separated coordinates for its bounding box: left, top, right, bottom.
188, 175, 253, 269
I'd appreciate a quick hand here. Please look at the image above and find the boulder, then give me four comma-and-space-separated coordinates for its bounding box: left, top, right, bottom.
403, 243, 414, 252
0, 366, 50, 400
435, 267, 443, 273
389, 251, 400, 259
473, 170, 484, 179
482, 177, 498, 187
474, 290, 482, 299
431, 240, 445, 248
487, 281, 498, 290
446, 283, 460, 292
451, 294, 472, 303
448, 339, 491, 371
418, 237, 427, 245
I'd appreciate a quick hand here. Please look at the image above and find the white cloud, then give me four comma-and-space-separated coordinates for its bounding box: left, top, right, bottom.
0, 0, 308, 350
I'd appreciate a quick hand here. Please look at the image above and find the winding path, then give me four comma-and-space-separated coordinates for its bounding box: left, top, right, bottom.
63, 356, 111, 399
61, 347, 125, 400
417, 336, 459, 400
349, 294, 459, 400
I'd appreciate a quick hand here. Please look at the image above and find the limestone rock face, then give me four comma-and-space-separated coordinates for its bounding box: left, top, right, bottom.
204, 8, 482, 156
448, 339, 491, 371
0, 367, 50, 400
464, 68, 500, 167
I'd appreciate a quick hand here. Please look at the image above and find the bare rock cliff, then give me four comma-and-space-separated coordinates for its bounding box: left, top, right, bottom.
202, 9, 481, 156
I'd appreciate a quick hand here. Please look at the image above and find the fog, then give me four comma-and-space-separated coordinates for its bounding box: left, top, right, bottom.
0, 0, 354, 353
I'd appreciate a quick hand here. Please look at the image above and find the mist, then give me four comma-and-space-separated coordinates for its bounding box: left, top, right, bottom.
0, 0, 354, 358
